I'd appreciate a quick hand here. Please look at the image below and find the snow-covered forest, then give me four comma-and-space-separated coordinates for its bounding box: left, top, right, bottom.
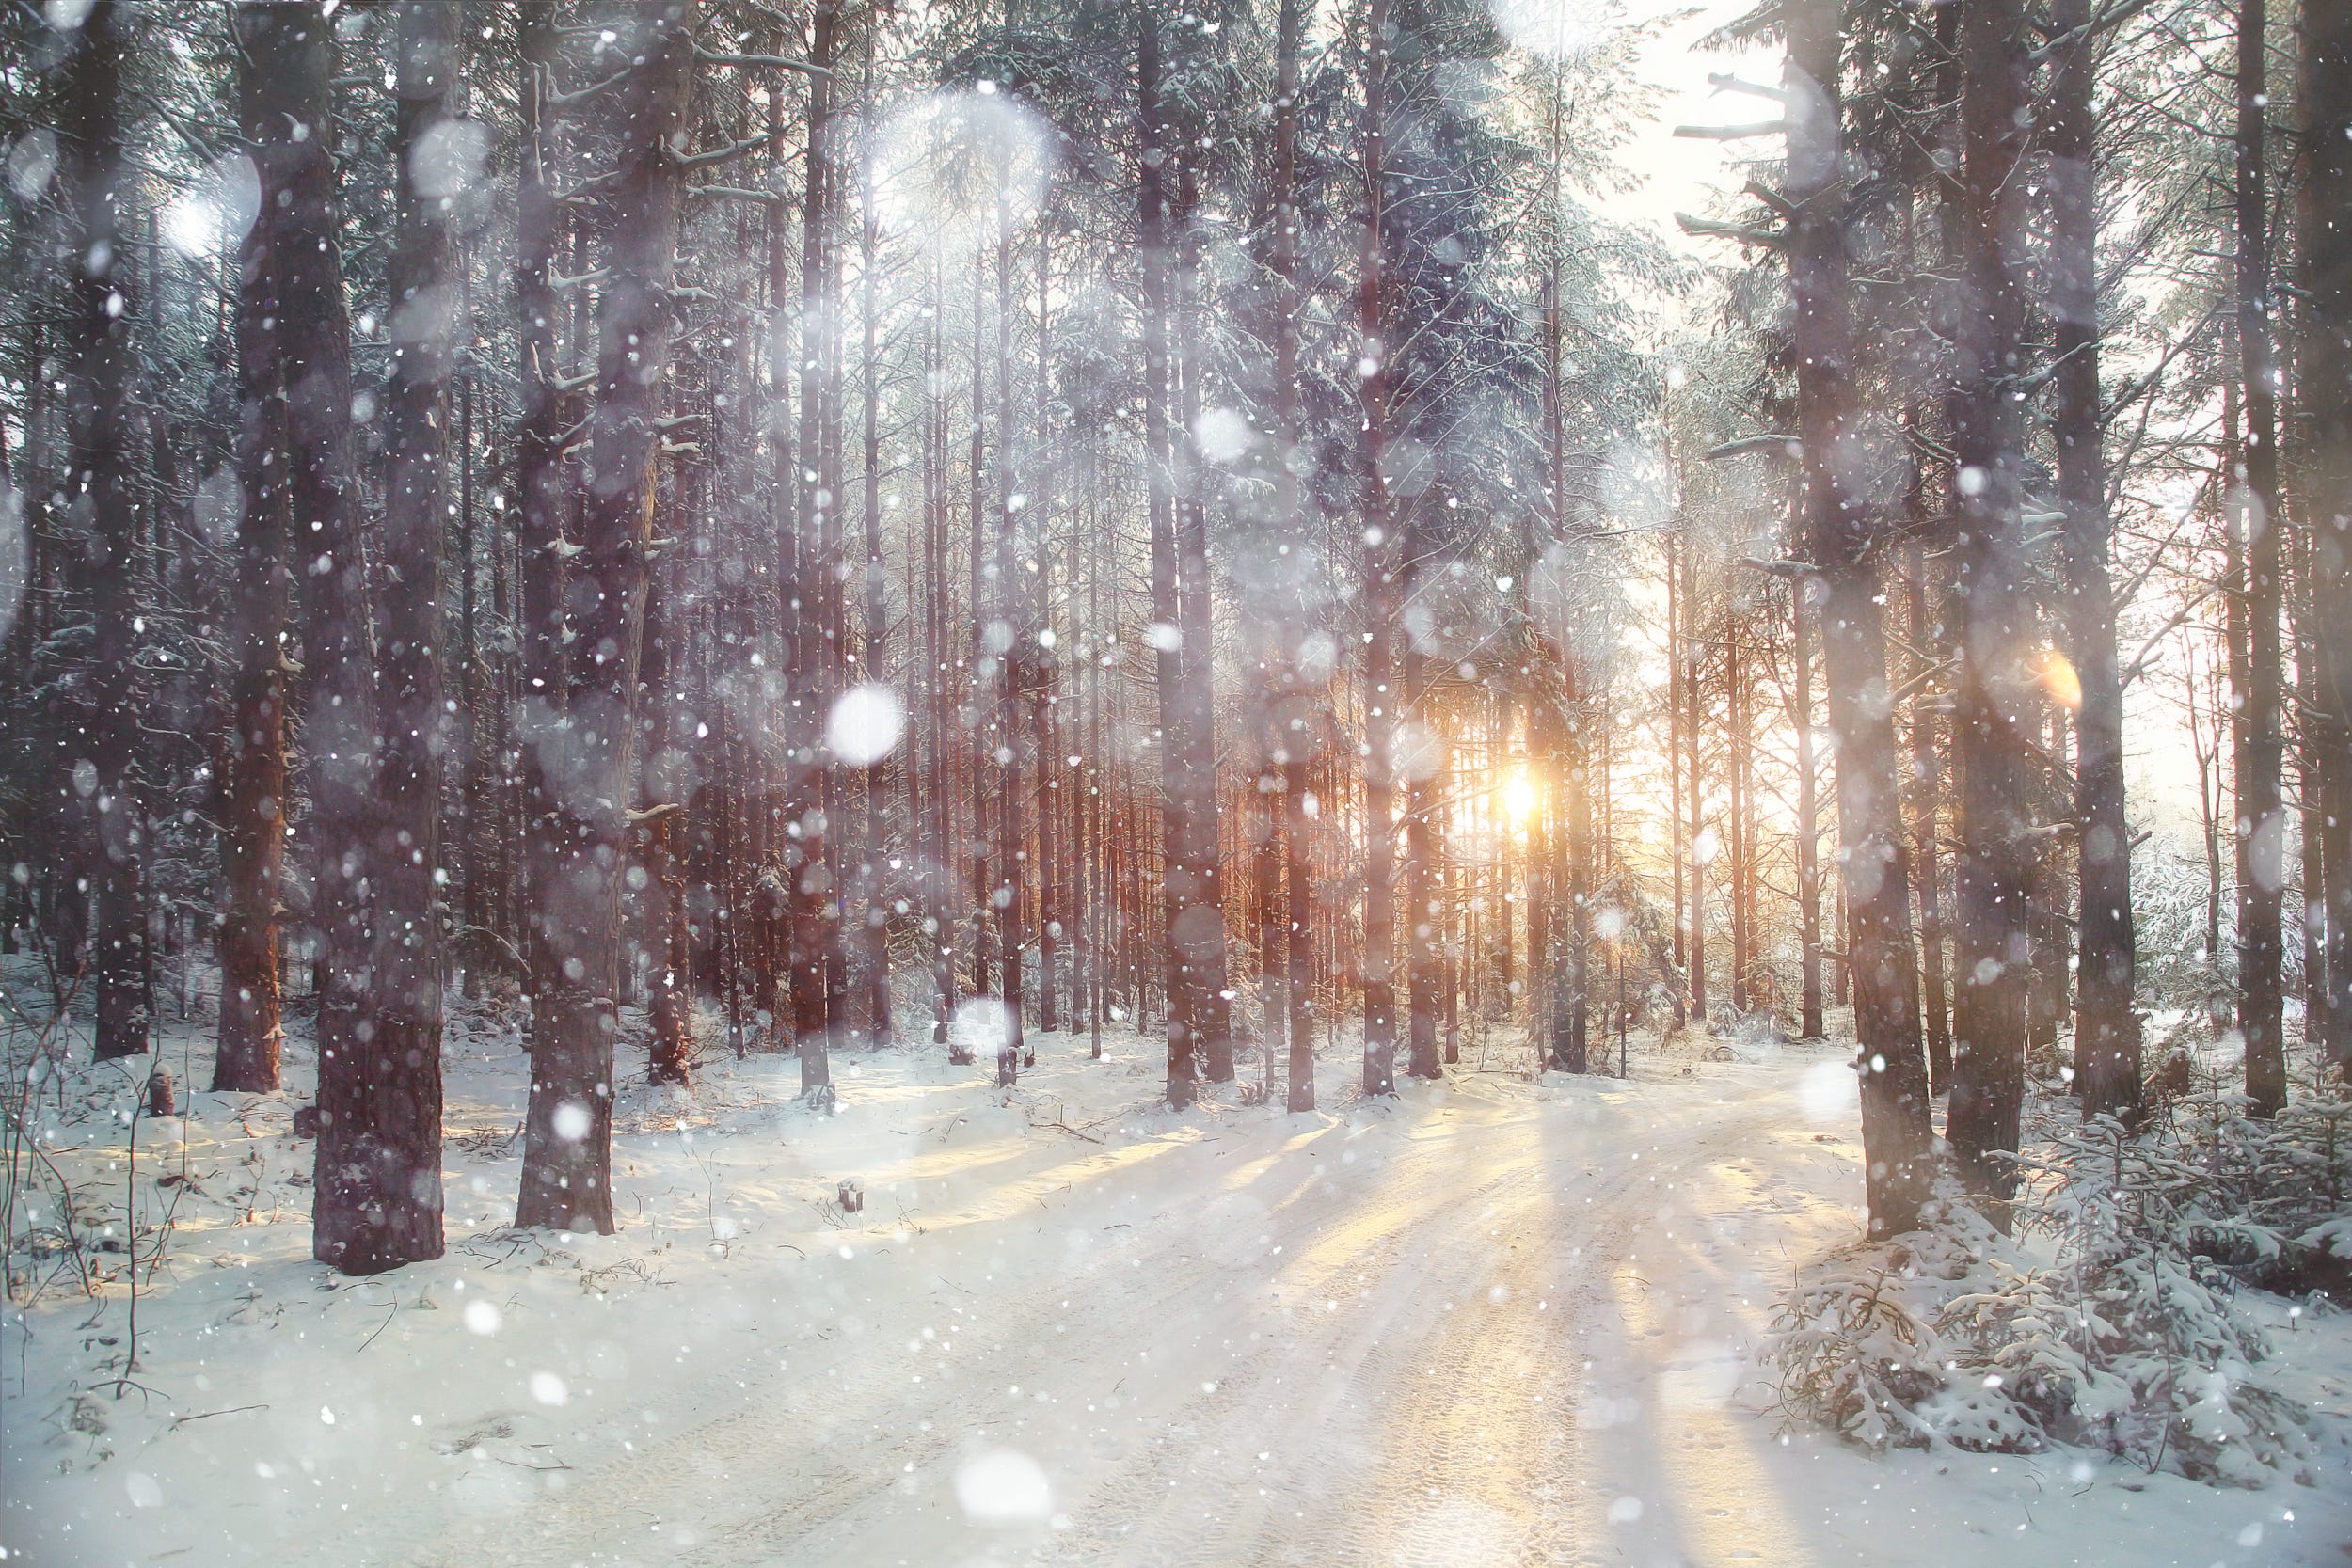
3, 0, 2351, 1560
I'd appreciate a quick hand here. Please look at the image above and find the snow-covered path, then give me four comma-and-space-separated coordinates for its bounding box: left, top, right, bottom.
8, 1022, 2344, 1567
421, 1068, 1755, 1568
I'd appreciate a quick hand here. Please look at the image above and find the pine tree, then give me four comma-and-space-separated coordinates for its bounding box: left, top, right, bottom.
1945, 0, 2039, 1210
2046, 0, 2142, 1121
61, 0, 149, 1065
2304, 0, 2352, 1076
1784, 0, 1934, 1232
517, 0, 698, 1233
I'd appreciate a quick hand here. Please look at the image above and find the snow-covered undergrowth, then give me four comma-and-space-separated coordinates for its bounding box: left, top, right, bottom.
1767, 1078, 2349, 1485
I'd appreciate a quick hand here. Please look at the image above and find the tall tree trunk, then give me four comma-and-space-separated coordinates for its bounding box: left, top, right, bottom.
789, 0, 842, 1101
1727, 616, 1750, 1015
1905, 543, 1951, 1087
2192, 653, 2226, 992
1554, 673, 1593, 1074
1947, 0, 2040, 1207
1666, 534, 1687, 1027
1171, 157, 1232, 1085
241, 1, 425, 1268
215, 14, 295, 1091
1089, 479, 1112, 1063
1357, 0, 1398, 1096
2235, 0, 2288, 1115
1406, 641, 1443, 1079
516, 0, 696, 1230
966, 247, 995, 1020
457, 371, 488, 1000
993, 200, 1026, 1086
2046, 0, 2141, 1120
924, 271, 961, 1040
1139, 15, 1196, 1106
2301, 0, 2352, 1070
64, 1, 149, 1064
1785, 0, 1935, 1233
1540, 103, 1588, 1074
1033, 236, 1061, 1040
1793, 572, 1825, 1039
643, 556, 693, 1086
1684, 555, 1707, 1024
515, 0, 576, 1125
2298, 531, 2327, 1043
363, 0, 459, 1257
1273, 0, 1316, 1112
858, 44, 895, 1048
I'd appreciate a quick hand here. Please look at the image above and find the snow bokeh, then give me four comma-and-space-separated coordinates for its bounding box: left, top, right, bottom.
160, 153, 261, 261
953, 1449, 1053, 1524
1797, 1058, 1857, 1124
825, 682, 904, 768
871, 89, 1053, 261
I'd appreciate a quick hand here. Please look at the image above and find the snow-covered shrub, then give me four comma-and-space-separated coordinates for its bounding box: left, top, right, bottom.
2004, 1117, 2311, 1482
1766, 1221, 1971, 1451
2166, 1092, 2352, 1297
1766, 1101, 2335, 1482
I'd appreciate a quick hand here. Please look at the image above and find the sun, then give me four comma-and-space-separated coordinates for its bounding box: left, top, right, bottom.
1503, 768, 1537, 825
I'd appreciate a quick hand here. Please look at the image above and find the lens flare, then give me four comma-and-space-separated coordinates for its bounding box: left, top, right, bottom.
2039, 651, 2083, 712
1503, 769, 1537, 824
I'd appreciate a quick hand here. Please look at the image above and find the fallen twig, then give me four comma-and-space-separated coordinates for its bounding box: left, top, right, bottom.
171, 1402, 268, 1427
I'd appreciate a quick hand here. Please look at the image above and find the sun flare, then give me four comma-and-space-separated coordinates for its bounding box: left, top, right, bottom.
1503, 768, 1538, 824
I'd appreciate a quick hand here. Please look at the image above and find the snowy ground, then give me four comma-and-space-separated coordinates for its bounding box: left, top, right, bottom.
5, 983, 2347, 1567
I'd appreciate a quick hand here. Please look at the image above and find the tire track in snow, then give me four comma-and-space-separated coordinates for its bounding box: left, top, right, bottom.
396, 1073, 1788, 1568
1041, 1083, 1786, 1567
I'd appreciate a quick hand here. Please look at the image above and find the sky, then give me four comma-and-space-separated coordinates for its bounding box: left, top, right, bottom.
1616, 1, 1781, 254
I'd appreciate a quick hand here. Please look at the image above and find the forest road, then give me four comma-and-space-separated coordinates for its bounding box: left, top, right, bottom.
405, 1056, 1847, 1568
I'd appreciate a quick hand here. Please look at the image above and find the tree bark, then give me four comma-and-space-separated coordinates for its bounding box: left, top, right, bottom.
1272, 0, 1316, 1113
1785, 0, 1935, 1234
2301, 0, 2352, 1070
1171, 155, 1232, 1085
1406, 642, 1444, 1079
63, 1, 149, 1064
858, 42, 895, 1049
789, 0, 842, 1101
1793, 573, 1825, 1039
1032, 232, 1059, 1042
1539, 113, 1589, 1074
1904, 544, 1951, 1087
1684, 551, 1707, 1025
363, 0, 460, 1255
1727, 616, 1750, 1015
2046, 0, 2141, 1121
1666, 534, 1687, 1027
1946, 0, 2038, 1208
215, 11, 295, 1092
238, 0, 426, 1268
643, 557, 693, 1087
1358, 0, 1398, 1096
514, 0, 576, 1121
2234, 0, 2288, 1116
1139, 15, 1196, 1107
992, 195, 1026, 1086
517, 0, 696, 1231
